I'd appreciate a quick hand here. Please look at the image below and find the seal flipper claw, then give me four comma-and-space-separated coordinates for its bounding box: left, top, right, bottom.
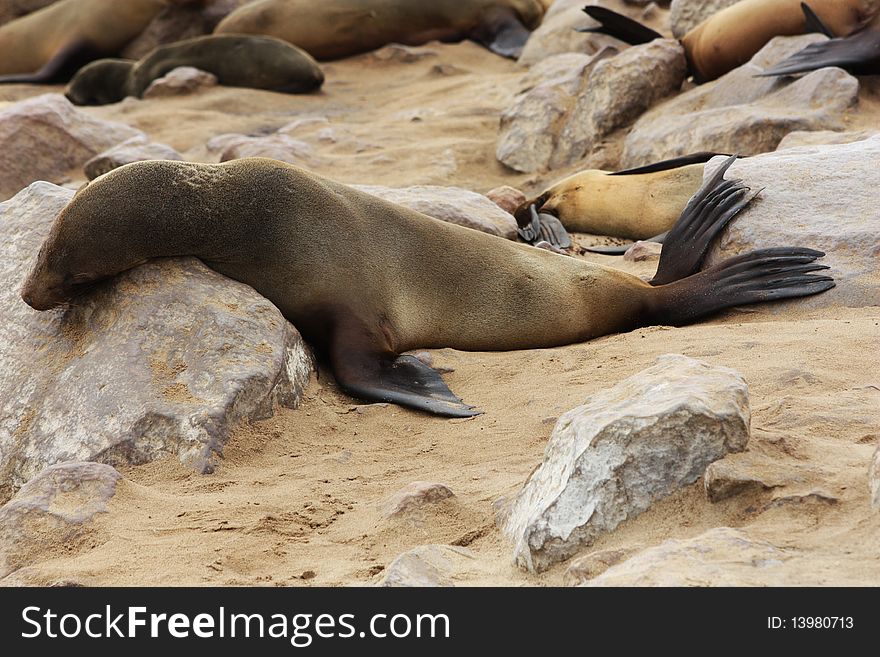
333, 352, 481, 418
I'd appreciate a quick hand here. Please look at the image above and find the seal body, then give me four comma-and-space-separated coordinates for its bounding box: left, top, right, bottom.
21, 158, 833, 416
682, 0, 878, 81
65, 35, 324, 105
0, 0, 169, 80
214, 0, 546, 60
526, 163, 705, 240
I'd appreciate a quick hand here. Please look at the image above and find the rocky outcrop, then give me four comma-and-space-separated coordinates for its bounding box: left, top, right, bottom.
0, 94, 144, 200
84, 136, 184, 180
0, 183, 313, 499
622, 35, 859, 167
703, 138, 880, 310
503, 354, 750, 572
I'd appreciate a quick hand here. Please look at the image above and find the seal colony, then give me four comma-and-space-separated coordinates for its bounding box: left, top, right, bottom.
0, 0, 172, 83
64, 35, 324, 105
214, 0, 548, 60
20, 157, 834, 417
581, 0, 880, 81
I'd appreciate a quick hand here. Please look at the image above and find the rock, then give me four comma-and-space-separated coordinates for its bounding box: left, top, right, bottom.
0, 462, 120, 579
703, 138, 880, 310
121, 0, 252, 60
622, 35, 859, 167
0, 94, 144, 200
83, 136, 184, 180
669, 0, 742, 38
208, 133, 317, 168
381, 482, 455, 518
502, 354, 750, 572
0, 182, 314, 499
584, 528, 790, 586
499, 40, 685, 173
519, 0, 634, 66
623, 240, 663, 261
142, 66, 218, 99
379, 545, 478, 587
353, 184, 518, 239
776, 129, 879, 151
704, 452, 807, 502
486, 186, 527, 215
869, 444, 880, 511
563, 545, 643, 585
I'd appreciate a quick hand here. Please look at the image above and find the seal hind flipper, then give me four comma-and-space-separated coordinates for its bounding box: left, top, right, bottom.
610, 152, 729, 176
650, 155, 756, 285
758, 28, 880, 76
517, 205, 572, 249
471, 7, 532, 59
801, 2, 835, 38
650, 248, 833, 325
333, 349, 480, 418
577, 6, 662, 45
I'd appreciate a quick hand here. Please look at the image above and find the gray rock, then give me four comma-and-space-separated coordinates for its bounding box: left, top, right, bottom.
584, 528, 791, 586
563, 545, 643, 585
0, 462, 120, 579
381, 482, 455, 518
870, 444, 880, 511
353, 184, 518, 239
485, 185, 526, 215
669, 0, 742, 38
503, 354, 750, 572
621, 35, 859, 167
84, 136, 184, 180
379, 545, 478, 587
0, 93, 144, 200
208, 132, 317, 169
0, 182, 313, 499
703, 138, 880, 310
142, 66, 218, 99
776, 129, 879, 151
499, 40, 684, 172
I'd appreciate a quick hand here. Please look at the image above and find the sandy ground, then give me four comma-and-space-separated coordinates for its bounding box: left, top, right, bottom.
2, 34, 880, 586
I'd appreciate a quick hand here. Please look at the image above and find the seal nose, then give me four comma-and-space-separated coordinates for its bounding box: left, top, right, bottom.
21, 290, 35, 308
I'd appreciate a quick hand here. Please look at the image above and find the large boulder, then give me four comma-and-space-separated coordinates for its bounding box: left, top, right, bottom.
669, 0, 742, 38
703, 138, 880, 310
621, 35, 859, 167
503, 354, 750, 572
499, 40, 685, 172
353, 184, 518, 239
0, 182, 313, 500
0, 94, 145, 200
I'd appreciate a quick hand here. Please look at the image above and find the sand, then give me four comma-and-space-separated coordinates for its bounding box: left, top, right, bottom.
1, 32, 879, 586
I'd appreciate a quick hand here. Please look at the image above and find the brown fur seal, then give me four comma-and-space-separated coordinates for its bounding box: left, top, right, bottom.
760, 12, 880, 76
214, 0, 547, 60
581, 0, 880, 82
65, 35, 323, 106
0, 0, 177, 83
20, 156, 834, 417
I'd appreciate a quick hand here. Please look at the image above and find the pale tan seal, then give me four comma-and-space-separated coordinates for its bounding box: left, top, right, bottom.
20, 156, 833, 416
214, 0, 547, 60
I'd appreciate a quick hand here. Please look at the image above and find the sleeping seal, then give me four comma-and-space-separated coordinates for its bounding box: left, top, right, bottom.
20, 157, 834, 417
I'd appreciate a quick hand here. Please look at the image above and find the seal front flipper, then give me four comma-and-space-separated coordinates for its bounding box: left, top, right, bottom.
471, 7, 532, 59
517, 205, 572, 249
650, 154, 756, 285
332, 348, 481, 418
801, 2, 835, 38
577, 6, 662, 45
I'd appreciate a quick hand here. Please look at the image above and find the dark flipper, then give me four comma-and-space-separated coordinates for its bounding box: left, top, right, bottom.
650, 248, 834, 325
577, 6, 663, 45
517, 204, 572, 249
801, 2, 834, 38
333, 349, 480, 418
471, 7, 532, 59
610, 152, 729, 176
584, 231, 667, 255
0, 40, 94, 84
758, 28, 880, 77
650, 155, 757, 285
